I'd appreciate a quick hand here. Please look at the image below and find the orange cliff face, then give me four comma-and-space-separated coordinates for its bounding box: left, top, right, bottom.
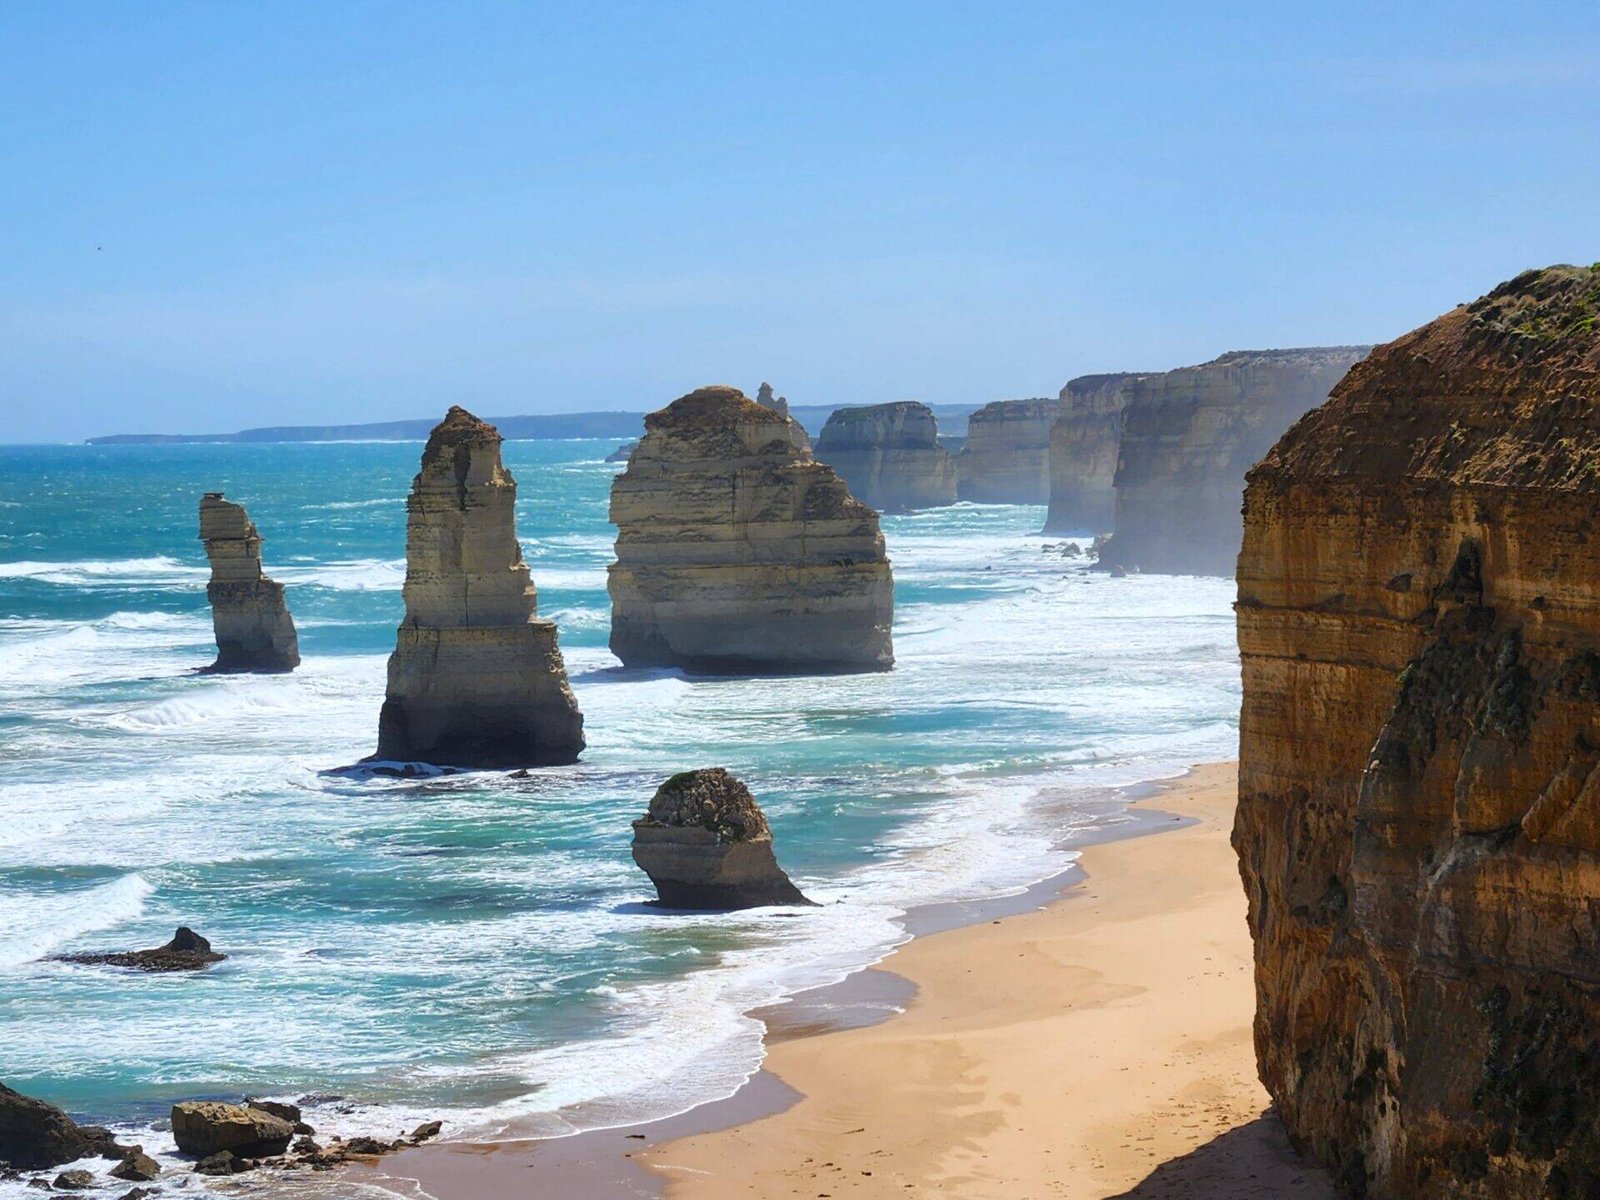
1235, 266, 1600, 1198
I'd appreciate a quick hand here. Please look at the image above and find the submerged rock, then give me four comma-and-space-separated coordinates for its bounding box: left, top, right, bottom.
632, 769, 812, 909
0, 1083, 115, 1170
956, 398, 1061, 504
814, 402, 957, 512
171, 1101, 293, 1158
374, 407, 585, 767
1236, 266, 1600, 1198
608, 386, 893, 674
53, 926, 224, 973
198, 493, 299, 673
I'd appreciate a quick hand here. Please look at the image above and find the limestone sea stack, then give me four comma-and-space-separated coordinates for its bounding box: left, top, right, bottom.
374, 406, 584, 767
1042, 373, 1145, 535
608, 386, 893, 674
1235, 266, 1600, 1198
755, 381, 811, 450
198, 494, 299, 672
813, 401, 958, 511
631, 768, 812, 909
956, 398, 1061, 504
1097, 347, 1368, 574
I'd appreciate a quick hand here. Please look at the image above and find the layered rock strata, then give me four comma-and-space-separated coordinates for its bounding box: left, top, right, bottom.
198, 494, 299, 672
608, 386, 893, 673
1098, 347, 1368, 574
956, 398, 1061, 504
813, 401, 958, 511
1235, 266, 1600, 1198
631, 768, 812, 909
374, 407, 584, 767
1042, 373, 1145, 534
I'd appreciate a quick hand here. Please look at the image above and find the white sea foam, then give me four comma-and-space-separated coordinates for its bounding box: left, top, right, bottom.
0, 555, 206, 586
0, 874, 154, 969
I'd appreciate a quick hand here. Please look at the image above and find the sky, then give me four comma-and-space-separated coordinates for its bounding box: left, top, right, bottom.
2, 2, 1598, 443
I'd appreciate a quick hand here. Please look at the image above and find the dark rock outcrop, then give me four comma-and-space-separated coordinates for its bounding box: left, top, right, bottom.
198, 494, 299, 673
374, 407, 585, 767
1097, 347, 1368, 574
1042, 373, 1145, 534
956, 398, 1062, 504
0, 1083, 116, 1170
51, 1170, 94, 1190
109, 1150, 159, 1182
53, 926, 224, 972
608, 386, 893, 674
814, 402, 958, 511
1236, 266, 1600, 1198
632, 768, 812, 909
171, 1101, 293, 1158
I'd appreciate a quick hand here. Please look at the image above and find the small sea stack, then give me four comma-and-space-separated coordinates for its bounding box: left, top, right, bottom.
373, 406, 584, 768
956, 397, 1061, 504
755, 381, 811, 449
198, 493, 299, 673
53, 925, 225, 972
607, 385, 893, 674
814, 401, 958, 512
631, 768, 812, 909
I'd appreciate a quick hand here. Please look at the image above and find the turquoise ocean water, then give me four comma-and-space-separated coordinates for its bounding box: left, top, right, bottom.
0, 439, 1238, 1189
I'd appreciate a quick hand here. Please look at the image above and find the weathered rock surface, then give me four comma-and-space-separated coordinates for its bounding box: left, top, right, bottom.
1098, 347, 1368, 574
1235, 266, 1600, 1198
374, 407, 585, 767
51, 1169, 94, 1190
198, 493, 299, 672
1042, 373, 1145, 534
54, 925, 225, 972
0, 1083, 116, 1170
608, 386, 893, 674
632, 768, 812, 909
171, 1101, 294, 1158
814, 402, 957, 511
956, 398, 1062, 504
109, 1149, 160, 1182
756, 382, 811, 450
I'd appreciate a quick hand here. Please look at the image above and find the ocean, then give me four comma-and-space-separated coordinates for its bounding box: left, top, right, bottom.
0, 438, 1239, 1190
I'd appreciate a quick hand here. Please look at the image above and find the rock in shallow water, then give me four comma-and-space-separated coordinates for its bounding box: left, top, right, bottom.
53, 926, 224, 972
608, 386, 893, 674
632, 768, 812, 909
0, 1082, 114, 1170
374, 406, 585, 768
1236, 265, 1600, 1198
171, 1101, 293, 1158
198, 493, 300, 673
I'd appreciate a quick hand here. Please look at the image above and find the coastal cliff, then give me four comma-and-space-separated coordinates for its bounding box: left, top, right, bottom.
956, 398, 1060, 504
813, 401, 958, 511
374, 406, 584, 767
198, 494, 299, 673
1042, 373, 1144, 534
1236, 266, 1600, 1198
608, 386, 893, 673
1100, 347, 1368, 574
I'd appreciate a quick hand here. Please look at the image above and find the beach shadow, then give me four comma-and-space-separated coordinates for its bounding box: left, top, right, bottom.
1106, 1112, 1336, 1199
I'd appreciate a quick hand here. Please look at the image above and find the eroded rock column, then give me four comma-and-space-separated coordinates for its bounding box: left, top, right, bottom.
198, 493, 299, 673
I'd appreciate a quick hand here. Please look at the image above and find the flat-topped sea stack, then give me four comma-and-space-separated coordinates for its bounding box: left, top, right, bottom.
1042, 373, 1145, 535
374, 406, 584, 767
956, 398, 1061, 504
1235, 266, 1600, 1198
608, 386, 893, 674
631, 768, 812, 909
1098, 346, 1368, 574
814, 401, 957, 511
198, 494, 299, 673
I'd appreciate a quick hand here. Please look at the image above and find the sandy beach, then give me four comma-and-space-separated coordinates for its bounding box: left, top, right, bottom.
643, 761, 1334, 1199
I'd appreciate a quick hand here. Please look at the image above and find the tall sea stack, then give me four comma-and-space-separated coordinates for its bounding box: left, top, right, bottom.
1042, 373, 1143, 535
1236, 266, 1600, 1198
956, 398, 1060, 504
374, 406, 584, 767
608, 386, 893, 674
814, 401, 957, 511
198, 493, 299, 673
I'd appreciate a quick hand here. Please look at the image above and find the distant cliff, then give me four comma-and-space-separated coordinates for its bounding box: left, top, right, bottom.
814, 402, 957, 511
956, 398, 1061, 504
1097, 347, 1368, 574
1042, 373, 1144, 535
1236, 266, 1600, 1198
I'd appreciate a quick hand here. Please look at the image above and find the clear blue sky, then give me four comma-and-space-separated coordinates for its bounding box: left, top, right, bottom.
2, 2, 1597, 442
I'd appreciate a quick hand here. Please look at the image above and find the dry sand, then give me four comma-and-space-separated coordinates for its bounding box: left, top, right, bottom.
644, 761, 1335, 1199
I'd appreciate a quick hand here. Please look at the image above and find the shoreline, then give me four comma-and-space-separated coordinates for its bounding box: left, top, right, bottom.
357, 765, 1285, 1199
642, 760, 1335, 1198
